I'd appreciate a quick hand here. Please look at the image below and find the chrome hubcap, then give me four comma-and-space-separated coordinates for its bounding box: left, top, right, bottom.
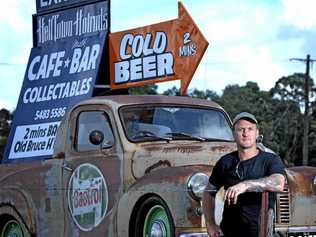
150, 220, 166, 237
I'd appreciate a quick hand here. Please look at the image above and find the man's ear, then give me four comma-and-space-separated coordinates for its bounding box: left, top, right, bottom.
256, 128, 259, 137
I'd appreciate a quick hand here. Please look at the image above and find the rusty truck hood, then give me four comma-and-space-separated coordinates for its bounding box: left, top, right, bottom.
131, 141, 236, 178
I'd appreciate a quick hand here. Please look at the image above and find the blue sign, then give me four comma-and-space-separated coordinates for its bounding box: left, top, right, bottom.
36, 0, 106, 14
4, 1, 108, 162
34, 1, 109, 46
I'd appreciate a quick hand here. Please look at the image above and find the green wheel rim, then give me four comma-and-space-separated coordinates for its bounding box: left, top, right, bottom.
143, 205, 171, 237
1, 220, 24, 237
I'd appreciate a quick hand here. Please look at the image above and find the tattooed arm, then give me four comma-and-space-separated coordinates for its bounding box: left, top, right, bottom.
243, 173, 285, 192
224, 174, 285, 205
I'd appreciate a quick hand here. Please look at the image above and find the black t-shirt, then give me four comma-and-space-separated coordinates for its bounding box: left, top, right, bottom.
209, 150, 286, 226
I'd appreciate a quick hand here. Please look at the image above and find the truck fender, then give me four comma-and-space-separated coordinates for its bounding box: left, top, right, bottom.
117, 166, 205, 236
0, 185, 37, 235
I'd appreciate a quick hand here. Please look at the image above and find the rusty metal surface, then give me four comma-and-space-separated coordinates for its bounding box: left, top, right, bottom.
131, 141, 235, 179
284, 167, 316, 226
61, 103, 124, 237
117, 165, 212, 236
0, 159, 65, 236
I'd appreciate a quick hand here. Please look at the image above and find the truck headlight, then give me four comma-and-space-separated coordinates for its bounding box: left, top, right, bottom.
187, 172, 209, 201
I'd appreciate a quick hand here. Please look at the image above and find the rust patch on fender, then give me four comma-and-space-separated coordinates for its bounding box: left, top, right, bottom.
286, 167, 315, 196
163, 146, 203, 154
145, 160, 171, 174
210, 144, 235, 153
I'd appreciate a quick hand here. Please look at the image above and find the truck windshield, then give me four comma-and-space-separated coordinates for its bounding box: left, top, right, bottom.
120, 106, 234, 142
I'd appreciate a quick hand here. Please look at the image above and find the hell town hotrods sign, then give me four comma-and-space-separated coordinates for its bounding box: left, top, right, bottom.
3, 1, 109, 162
109, 2, 209, 95
34, 1, 109, 46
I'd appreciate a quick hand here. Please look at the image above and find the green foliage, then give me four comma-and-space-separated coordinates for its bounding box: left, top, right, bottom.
217, 82, 263, 118
162, 86, 179, 96
271, 73, 316, 105
128, 84, 158, 95
269, 73, 316, 165
310, 101, 316, 166
189, 88, 219, 101
0, 108, 12, 161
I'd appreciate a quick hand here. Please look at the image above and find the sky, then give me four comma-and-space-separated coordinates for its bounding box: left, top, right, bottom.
1, 0, 316, 111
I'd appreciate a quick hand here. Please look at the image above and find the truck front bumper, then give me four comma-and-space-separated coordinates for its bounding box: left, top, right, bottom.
275, 226, 316, 237
179, 233, 208, 237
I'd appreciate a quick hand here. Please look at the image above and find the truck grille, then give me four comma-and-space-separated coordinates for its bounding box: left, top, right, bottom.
275, 184, 290, 224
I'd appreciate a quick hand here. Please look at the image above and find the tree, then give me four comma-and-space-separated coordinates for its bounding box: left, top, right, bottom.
0, 108, 12, 161
189, 88, 219, 101
271, 73, 316, 107
271, 73, 316, 165
309, 101, 316, 166
162, 86, 179, 96
128, 84, 158, 95
266, 100, 302, 166
217, 82, 265, 118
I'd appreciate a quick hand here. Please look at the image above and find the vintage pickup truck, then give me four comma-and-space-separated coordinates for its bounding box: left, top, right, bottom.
0, 95, 315, 237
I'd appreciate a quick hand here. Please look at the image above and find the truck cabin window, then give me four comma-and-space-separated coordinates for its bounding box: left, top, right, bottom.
76, 111, 114, 151
120, 106, 234, 142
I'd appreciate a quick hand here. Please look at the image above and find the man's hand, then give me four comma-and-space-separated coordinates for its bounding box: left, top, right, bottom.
224, 173, 285, 205
206, 223, 222, 237
224, 182, 248, 205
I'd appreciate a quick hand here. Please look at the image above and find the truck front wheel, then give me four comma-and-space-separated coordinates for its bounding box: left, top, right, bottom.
0, 215, 30, 237
1, 219, 24, 237
134, 196, 175, 237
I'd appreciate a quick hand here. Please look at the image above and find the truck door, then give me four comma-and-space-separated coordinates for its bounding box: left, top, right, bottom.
62, 105, 123, 236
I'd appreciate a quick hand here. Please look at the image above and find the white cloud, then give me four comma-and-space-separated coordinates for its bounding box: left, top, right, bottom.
0, 98, 16, 111
243, 47, 286, 90
0, 0, 34, 32
281, 0, 316, 29
207, 18, 245, 42
112, 0, 177, 32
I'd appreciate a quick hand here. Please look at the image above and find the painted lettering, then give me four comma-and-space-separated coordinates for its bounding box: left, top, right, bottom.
119, 32, 167, 59
27, 51, 65, 81
73, 187, 102, 209
69, 44, 100, 74
40, 0, 67, 8
115, 53, 174, 84
115, 32, 174, 84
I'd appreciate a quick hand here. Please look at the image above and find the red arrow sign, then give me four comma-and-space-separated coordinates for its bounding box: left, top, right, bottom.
109, 2, 209, 95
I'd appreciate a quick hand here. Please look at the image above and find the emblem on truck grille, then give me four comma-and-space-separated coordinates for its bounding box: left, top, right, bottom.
68, 163, 108, 231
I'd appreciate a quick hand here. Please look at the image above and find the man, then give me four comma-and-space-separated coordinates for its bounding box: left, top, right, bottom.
202, 112, 286, 237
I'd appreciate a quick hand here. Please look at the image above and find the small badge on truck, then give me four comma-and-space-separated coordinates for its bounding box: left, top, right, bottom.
67, 163, 108, 231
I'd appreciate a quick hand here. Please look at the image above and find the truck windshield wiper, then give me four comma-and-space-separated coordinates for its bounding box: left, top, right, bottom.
132, 130, 172, 142
165, 132, 206, 142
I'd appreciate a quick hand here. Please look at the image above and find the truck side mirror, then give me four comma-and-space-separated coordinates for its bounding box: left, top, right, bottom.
89, 130, 104, 146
